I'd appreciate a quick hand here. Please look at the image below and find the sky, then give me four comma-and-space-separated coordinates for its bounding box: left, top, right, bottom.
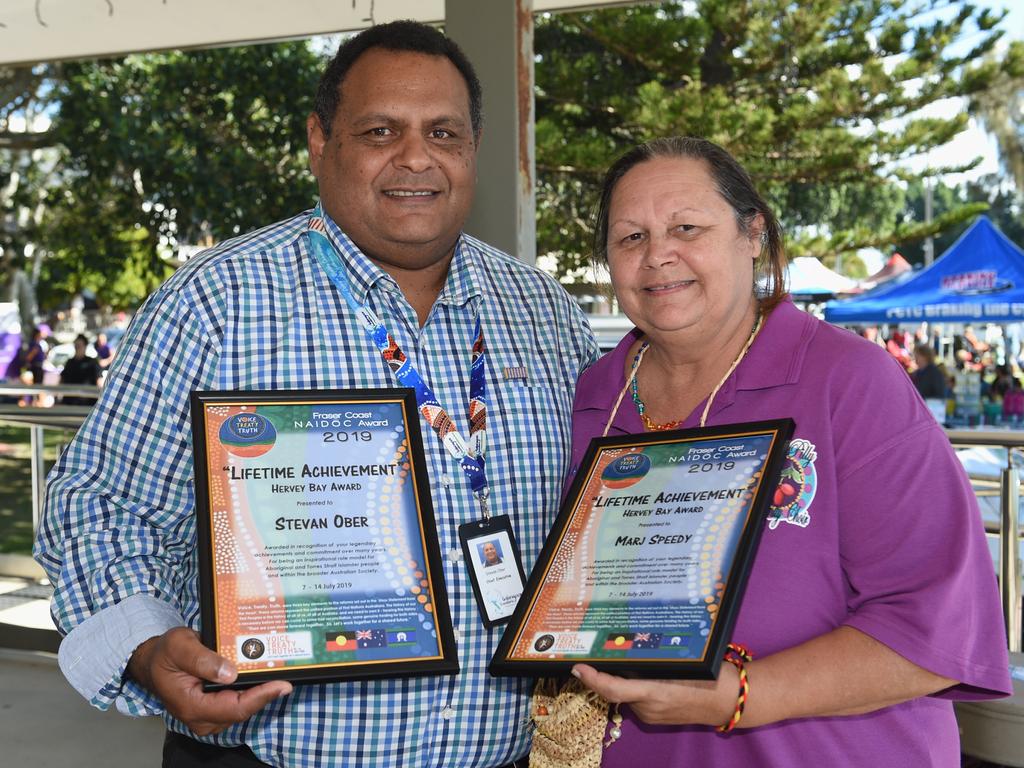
905, 0, 1023, 186
852, 1, 1023, 273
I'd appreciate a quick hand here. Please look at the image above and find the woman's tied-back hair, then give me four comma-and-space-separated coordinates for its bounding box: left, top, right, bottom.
593, 136, 787, 312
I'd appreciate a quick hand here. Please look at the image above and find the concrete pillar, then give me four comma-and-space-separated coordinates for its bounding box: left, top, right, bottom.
446, 0, 536, 263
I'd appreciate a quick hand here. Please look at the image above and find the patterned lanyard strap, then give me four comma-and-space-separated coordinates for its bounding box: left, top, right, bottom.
306, 205, 491, 518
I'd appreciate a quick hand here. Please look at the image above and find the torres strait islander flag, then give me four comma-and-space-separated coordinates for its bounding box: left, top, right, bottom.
387, 628, 417, 646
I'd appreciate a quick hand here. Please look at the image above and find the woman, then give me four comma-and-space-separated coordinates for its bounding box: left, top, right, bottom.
567, 137, 1010, 765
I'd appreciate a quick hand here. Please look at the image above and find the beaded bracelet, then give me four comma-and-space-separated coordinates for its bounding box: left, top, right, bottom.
716, 643, 753, 734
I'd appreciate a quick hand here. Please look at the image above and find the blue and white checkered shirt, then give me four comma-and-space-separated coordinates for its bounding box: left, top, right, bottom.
35, 209, 598, 767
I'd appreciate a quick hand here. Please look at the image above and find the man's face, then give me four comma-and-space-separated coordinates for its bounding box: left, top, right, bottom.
307, 48, 478, 274
483, 542, 499, 564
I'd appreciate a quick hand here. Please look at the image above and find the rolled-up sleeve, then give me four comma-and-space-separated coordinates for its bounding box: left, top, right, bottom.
34, 281, 221, 713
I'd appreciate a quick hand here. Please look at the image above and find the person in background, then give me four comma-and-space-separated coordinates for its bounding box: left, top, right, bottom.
0, 249, 38, 348
884, 324, 912, 370
59, 334, 102, 406
858, 326, 884, 348
93, 332, 115, 369
567, 136, 1010, 767
911, 344, 949, 400
987, 363, 1020, 402
24, 326, 45, 385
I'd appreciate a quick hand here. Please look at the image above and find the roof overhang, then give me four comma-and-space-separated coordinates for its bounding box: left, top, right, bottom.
0, 0, 642, 66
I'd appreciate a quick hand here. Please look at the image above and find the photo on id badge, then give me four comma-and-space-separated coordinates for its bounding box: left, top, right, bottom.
460, 516, 526, 628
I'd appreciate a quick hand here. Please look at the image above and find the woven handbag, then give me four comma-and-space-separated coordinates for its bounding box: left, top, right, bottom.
529, 678, 615, 768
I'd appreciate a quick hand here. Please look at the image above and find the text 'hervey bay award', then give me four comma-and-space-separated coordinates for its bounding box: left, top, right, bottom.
191, 388, 457, 688
490, 419, 793, 680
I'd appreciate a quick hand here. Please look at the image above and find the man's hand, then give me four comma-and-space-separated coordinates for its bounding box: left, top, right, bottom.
128, 627, 292, 736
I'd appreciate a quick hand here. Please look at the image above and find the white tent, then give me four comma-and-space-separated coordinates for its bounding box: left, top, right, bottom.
786, 256, 857, 297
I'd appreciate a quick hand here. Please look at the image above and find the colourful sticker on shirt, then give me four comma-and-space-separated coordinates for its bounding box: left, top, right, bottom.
767, 438, 817, 530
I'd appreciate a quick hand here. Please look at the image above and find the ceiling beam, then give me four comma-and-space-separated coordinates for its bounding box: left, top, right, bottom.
0, 0, 644, 67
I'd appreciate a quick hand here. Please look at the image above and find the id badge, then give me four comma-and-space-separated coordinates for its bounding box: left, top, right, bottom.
458, 514, 527, 628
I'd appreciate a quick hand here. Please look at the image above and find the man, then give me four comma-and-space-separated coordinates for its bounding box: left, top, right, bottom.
910, 344, 948, 401
481, 541, 502, 567
59, 333, 103, 406
35, 21, 597, 768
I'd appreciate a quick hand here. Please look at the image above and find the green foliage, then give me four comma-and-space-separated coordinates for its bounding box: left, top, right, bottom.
0, 64, 58, 270
535, 0, 1022, 279
39, 41, 323, 309
897, 175, 1024, 265
970, 44, 1024, 193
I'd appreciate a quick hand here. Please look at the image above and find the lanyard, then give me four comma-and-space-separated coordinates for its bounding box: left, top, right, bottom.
306, 205, 492, 519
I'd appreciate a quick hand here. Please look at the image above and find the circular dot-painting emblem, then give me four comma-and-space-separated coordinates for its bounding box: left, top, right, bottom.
601, 452, 651, 489
240, 638, 265, 659
219, 413, 277, 457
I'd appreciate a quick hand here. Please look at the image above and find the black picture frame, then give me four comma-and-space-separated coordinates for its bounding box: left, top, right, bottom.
191, 388, 458, 688
490, 419, 794, 680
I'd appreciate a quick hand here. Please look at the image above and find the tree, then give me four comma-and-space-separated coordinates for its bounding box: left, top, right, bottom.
36, 41, 323, 310
0, 63, 56, 151
534, 0, 1024, 279
0, 63, 59, 282
970, 56, 1024, 193
897, 174, 1024, 265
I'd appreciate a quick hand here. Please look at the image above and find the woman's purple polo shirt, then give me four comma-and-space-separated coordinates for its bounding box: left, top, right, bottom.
569, 300, 1011, 767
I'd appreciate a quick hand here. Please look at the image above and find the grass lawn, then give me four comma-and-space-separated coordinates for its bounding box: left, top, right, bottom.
0, 424, 74, 555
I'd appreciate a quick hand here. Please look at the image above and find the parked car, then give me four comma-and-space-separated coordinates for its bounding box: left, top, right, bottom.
587, 314, 634, 352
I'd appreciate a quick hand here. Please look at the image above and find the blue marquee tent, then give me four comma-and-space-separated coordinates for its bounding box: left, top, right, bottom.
824, 216, 1024, 324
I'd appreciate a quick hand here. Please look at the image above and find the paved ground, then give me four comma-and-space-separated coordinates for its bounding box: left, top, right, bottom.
0, 569, 165, 766
0, 647, 166, 767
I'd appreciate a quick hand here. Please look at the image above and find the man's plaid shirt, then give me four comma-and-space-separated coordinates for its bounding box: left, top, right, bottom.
35, 208, 598, 767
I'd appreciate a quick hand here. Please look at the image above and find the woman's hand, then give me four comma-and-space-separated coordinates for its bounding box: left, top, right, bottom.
570, 662, 739, 727
572, 627, 957, 730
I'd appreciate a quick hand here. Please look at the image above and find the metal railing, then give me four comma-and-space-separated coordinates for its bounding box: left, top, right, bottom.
0, 384, 98, 533
0, 386, 1021, 652
945, 429, 1024, 653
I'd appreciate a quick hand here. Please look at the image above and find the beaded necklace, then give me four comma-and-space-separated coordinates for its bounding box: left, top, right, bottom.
608, 311, 764, 435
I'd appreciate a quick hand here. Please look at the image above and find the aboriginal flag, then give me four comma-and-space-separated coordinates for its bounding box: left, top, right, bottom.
603, 632, 634, 650
325, 631, 356, 652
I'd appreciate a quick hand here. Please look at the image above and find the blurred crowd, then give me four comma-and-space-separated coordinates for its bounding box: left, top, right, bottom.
856, 323, 1024, 422
6, 325, 115, 407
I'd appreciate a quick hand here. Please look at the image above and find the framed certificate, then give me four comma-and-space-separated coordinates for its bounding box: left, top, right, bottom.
490, 419, 794, 680
191, 388, 458, 687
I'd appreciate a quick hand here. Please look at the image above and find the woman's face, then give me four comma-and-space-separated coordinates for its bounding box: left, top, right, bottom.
606, 156, 761, 342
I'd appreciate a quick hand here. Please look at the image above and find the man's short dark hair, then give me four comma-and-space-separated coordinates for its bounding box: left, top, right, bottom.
314, 20, 483, 140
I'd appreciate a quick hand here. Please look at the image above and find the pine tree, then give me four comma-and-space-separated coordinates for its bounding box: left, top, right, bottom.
535, 0, 1024, 278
